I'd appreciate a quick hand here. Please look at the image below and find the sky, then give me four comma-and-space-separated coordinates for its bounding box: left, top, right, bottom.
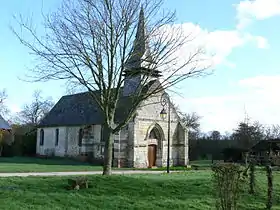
1, 0, 280, 134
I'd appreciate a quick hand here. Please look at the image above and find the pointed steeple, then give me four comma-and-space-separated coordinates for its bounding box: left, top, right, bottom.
124, 6, 153, 70
122, 7, 162, 97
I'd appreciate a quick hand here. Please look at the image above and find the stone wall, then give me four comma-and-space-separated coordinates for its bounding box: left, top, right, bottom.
37, 125, 105, 160
36, 127, 67, 157
55, 127, 67, 156
65, 126, 80, 156
64, 125, 104, 159
112, 122, 136, 167
173, 123, 189, 166
132, 93, 180, 168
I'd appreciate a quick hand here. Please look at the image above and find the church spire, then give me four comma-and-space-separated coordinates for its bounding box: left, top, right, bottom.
122, 7, 162, 97
124, 6, 152, 70
135, 6, 146, 53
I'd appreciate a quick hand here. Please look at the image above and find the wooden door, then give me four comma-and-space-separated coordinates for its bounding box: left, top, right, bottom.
148, 145, 157, 168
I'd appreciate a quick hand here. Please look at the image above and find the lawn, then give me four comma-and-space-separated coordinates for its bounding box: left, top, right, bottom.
0, 157, 191, 173
0, 157, 103, 172
0, 171, 279, 209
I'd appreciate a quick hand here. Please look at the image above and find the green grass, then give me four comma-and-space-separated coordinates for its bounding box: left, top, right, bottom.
0, 157, 103, 172
0, 157, 191, 173
0, 171, 279, 209
189, 160, 224, 170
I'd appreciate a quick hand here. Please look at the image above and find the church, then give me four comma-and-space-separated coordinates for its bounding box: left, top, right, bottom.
36, 8, 189, 168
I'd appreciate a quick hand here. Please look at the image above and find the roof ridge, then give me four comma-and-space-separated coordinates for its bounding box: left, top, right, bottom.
64, 91, 91, 97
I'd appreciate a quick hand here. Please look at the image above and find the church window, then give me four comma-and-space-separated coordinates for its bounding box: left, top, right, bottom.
78, 128, 83, 146
100, 126, 105, 142
55, 128, 59, 146
39, 129, 44, 146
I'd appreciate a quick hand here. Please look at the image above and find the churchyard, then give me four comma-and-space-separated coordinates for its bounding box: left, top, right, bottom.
0, 158, 279, 209
0, 169, 279, 209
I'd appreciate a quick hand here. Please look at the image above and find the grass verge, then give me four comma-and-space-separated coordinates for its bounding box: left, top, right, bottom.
0, 171, 279, 209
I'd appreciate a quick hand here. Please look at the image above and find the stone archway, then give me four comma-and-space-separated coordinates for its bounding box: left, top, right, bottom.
146, 124, 165, 168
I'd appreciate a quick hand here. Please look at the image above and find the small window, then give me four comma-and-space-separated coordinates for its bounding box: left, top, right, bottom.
101, 146, 104, 155
39, 129, 44, 146
78, 128, 83, 146
100, 126, 105, 142
55, 129, 59, 146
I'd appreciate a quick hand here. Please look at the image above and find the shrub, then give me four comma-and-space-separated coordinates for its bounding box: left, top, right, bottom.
1, 143, 14, 157
222, 148, 246, 163
212, 163, 244, 210
21, 134, 36, 156
1, 134, 37, 157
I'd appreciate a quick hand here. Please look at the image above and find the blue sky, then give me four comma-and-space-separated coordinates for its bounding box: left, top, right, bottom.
1, 0, 280, 133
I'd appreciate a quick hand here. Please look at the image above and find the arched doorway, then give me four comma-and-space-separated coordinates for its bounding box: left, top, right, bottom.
147, 124, 164, 168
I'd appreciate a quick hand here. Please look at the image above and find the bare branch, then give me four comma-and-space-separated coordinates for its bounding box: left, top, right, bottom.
0, 89, 9, 116
16, 90, 54, 125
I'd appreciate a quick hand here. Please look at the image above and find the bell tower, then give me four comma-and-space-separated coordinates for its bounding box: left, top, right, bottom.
123, 7, 161, 97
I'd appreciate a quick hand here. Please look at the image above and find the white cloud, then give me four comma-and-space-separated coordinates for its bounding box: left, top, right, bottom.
6, 102, 21, 113
236, 0, 280, 29
159, 22, 268, 76
238, 75, 280, 88
174, 75, 280, 133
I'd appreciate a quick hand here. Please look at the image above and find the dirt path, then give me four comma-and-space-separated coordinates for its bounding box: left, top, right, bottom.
0, 170, 173, 177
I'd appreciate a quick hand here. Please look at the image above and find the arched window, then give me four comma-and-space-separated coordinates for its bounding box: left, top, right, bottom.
101, 126, 104, 142
149, 127, 160, 139
39, 129, 44, 146
55, 128, 59, 146
78, 128, 83, 147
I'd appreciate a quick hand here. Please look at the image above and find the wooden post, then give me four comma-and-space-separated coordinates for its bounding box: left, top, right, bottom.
266, 165, 273, 210
249, 162, 255, 194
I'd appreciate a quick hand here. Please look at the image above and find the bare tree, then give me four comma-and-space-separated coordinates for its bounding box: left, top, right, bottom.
264, 124, 280, 140
17, 90, 54, 125
0, 89, 8, 116
13, 0, 211, 175
181, 112, 201, 132
173, 105, 201, 140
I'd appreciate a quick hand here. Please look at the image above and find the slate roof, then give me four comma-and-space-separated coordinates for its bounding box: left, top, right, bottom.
0, 114, 11, 130
39, 80, 162, 127
39, 91, 125, 127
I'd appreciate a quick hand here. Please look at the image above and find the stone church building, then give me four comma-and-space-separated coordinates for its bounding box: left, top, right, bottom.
36, 8, 189, 168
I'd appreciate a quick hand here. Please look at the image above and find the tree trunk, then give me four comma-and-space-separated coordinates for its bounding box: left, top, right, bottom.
102, 124, 114, 175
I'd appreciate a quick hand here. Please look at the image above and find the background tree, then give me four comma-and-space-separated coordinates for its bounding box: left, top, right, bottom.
209, 130, 221, 141
264, 124, 280, 140
17, 90, 54, 126
231, 121, 264, 149
0, 89, 9, 116
13, 0, 211, 174
179, 111, 202, 140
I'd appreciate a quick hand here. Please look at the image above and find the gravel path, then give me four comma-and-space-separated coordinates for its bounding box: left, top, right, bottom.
0, 170, 170, 177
